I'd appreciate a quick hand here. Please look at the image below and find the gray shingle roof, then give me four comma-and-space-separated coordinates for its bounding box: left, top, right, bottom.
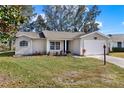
42, 30, 85, 39
16, 32, 45, 38
108, 34, 124, 41
16, 30, 85, 39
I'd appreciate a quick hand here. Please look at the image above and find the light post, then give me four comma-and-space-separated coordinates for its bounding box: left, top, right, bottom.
103, 45, 106, 65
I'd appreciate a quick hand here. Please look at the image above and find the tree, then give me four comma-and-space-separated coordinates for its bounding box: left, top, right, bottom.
82, 5, 101, 33
43, 5, 101, 33
21, 14, 46, 32
33, 15, 46, 32
0, 5, 29, 50
19, 5, 36, 32
21, 5, 34, 18
20, 21, 35, 32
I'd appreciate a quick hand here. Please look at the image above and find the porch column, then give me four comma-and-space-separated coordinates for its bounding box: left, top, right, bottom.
46, 39, 49, 54
31, 39, 33, 54
109, 41, 112, 51
64, 40, 67, 54
122, 41, 124, 48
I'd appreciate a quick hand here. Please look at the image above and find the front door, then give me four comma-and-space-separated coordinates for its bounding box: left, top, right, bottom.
63, 40, 69, 53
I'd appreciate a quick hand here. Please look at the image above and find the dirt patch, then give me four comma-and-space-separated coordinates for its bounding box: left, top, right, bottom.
52, 71, 116, 87
0, 74, 26, 87
0, 74, 11, 83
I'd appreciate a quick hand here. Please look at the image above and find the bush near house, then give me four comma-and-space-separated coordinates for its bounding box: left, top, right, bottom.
0, 44, 9, 52
112, 47, 124, 52
0, 51, 15, 57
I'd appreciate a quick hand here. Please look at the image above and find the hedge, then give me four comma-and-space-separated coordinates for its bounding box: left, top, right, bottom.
112, 47, 124, 52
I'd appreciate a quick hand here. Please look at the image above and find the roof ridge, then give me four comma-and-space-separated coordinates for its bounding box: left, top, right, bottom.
42, 30, 84, 33
108, 34, 124, 35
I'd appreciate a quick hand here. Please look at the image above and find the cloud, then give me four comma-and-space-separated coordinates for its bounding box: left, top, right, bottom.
96, 21, 103, 28
31, 15, 37, 22
40, 14, 46, 19
85, 7, 89, 12
122, 22, 124, 25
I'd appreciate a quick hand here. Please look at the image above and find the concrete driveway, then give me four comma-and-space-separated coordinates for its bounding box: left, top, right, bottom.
87, 55, 124, 68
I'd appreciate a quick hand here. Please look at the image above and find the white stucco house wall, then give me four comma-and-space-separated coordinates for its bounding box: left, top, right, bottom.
15, 30, 110, 56
108, 34, 124, 51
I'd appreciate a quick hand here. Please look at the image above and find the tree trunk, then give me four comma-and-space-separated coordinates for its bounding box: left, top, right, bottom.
9, 40, 12, 50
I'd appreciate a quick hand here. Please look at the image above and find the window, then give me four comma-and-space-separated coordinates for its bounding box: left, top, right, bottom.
50, 42, 55, 50
20, 41, 28, 47
117, 42, 122, 48
56, 42, 60, 50
50, 42, 60, 50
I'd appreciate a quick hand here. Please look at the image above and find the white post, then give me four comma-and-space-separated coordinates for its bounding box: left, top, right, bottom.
80, 39, 82, 55
122, 41, 124, 48
31, 39, 33, 54
64, 40, 67, 54
46, 39, 49, 54
111, 41, 114, 51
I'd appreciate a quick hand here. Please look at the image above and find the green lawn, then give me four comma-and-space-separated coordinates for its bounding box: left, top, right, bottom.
109, 52, 124, 58
0, 52, 124, 88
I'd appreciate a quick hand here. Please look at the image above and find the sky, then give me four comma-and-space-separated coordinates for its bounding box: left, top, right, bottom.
33, 5, 124, 34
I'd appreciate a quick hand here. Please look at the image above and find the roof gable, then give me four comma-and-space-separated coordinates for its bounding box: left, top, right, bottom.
16, 32, 45, 39
79, 31, 110, 39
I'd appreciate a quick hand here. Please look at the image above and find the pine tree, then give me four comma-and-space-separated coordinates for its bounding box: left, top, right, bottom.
34, 15, 46, 32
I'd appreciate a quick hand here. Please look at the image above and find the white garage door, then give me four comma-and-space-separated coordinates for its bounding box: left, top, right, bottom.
84, 40, 106, 55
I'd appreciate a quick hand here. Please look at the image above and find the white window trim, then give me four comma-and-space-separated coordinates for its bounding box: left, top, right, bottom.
50, 41, 61, 50
117, 41, 122, 48
20, 40, 28, 47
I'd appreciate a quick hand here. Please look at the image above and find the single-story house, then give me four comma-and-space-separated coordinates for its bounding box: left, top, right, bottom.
109, 34, 124, 51
15, 30, 110, 56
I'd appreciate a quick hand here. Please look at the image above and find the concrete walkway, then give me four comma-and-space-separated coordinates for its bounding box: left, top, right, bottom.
87, 55, 124, 68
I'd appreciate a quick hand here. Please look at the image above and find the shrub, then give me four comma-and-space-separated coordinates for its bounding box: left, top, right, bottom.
66, 50, 71, 54
112, 47, 124, 52
47, 52, 50, 56
0, 44, 9, 52
60, 50, 63, 56
0, 51, 15, 57
32, 51, 42, 56
55, 52, 59, 56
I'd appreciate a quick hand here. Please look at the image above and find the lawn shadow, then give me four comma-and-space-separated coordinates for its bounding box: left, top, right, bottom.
0, 51, 15, 57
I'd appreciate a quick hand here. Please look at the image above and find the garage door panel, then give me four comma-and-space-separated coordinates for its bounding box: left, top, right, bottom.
84, 40, 106, 55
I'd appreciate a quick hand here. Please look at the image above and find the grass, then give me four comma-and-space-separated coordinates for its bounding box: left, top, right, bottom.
109, 52, 124, 58
0, 53, 124, 87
